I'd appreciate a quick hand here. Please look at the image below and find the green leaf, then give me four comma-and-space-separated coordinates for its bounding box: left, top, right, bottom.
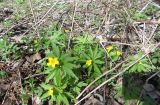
82, 52, 90, 60
52, 44, 60, 57
142, 63, 155, 70
61, 54, 77, 63
93, 63, 101, 75
54, 69, 62, 86
88, 65, 92, 76
89, 47, 94, 58
94, 52, 102, 59
65, 92, 75, 99
40, 83, 50, 90
61, 95, 70, 105
45, 70, 56, 83
152, 58, 158, 64
94, 60, 104, 64
93, 45, 98, 58
130, 65, 138, 72
57, 94, 69, 105
73, 87, 81, 94
41, 92, 49, 99
63, 65, 78, 80
77, 82, 87, 87
137, 64, 145, 72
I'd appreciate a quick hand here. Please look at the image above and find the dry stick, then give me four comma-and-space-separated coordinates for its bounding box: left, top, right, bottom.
21, 0, 59, 36
75, 43, 160, 105
139, 0, 152, 13
146, 71, 160, 83
3, 16, 30, 35
24, 73, 44, 80
101, 41, 141, 47
28, 0, 40, 37
68, 1, 77, 50
68, 15, 85, 33
76, 60, 125, 99
146, 24, 158, 44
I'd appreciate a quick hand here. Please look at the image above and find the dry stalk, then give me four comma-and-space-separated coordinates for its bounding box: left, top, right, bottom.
68, 0, 77, 50
28, 0, 40, 37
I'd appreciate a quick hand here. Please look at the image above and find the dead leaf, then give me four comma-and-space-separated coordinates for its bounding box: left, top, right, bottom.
11, 35, 24, 43
31, 53, 42, 63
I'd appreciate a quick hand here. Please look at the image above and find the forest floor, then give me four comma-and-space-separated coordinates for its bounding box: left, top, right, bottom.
0, 0, 160, 105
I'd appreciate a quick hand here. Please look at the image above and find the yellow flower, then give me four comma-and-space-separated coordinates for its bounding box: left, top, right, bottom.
106, 45, 113, 52
48, 88, 54, 97
64, 29, 70, 33
116, 51, 122, 56
86, 60, 92, 66
139, 61, 142, 65
47, 57, 59, 68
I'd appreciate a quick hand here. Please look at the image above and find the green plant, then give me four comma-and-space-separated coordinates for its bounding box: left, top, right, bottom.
82, 45, 105, 76
38, 43, 80, 104
124, 52, 155, 73
151, 48, 160, 66
106, 45, 122, 62
0, 71, 8, 79
73, 34, 95, 55
15, 0, 25, 4
133, 12, 149, 21
44, 44, 78, 83
3, 20, 13, 28
0, 38, 20, 61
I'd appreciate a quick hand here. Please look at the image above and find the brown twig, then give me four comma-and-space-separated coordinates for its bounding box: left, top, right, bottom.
68, 1, 77, 50
21, 0, 59, 36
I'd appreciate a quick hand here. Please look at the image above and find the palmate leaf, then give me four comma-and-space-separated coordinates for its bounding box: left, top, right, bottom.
65, 92, 75, 100
93, 63, 101, 75
77, 82, 87, 87
63, 67, 78, 80
61, 54, 77, 63
130, 65, 138, 72
137, 64, 146, 72
62, 63, 78, 79
94, 51, 103, 59
82, 52, 90, 60
141, 63, 155, 70
73, 87, 81, 94
75, 35, 94, 45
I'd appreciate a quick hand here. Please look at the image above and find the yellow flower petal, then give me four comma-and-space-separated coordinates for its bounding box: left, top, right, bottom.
139, 61, 142, 65
106, 45, 113, 52
47, 57, 59, 68
48, 88, 54, 97
64, 29, 70, 33
116, 51, 122, 56
86, 60, 92, 66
